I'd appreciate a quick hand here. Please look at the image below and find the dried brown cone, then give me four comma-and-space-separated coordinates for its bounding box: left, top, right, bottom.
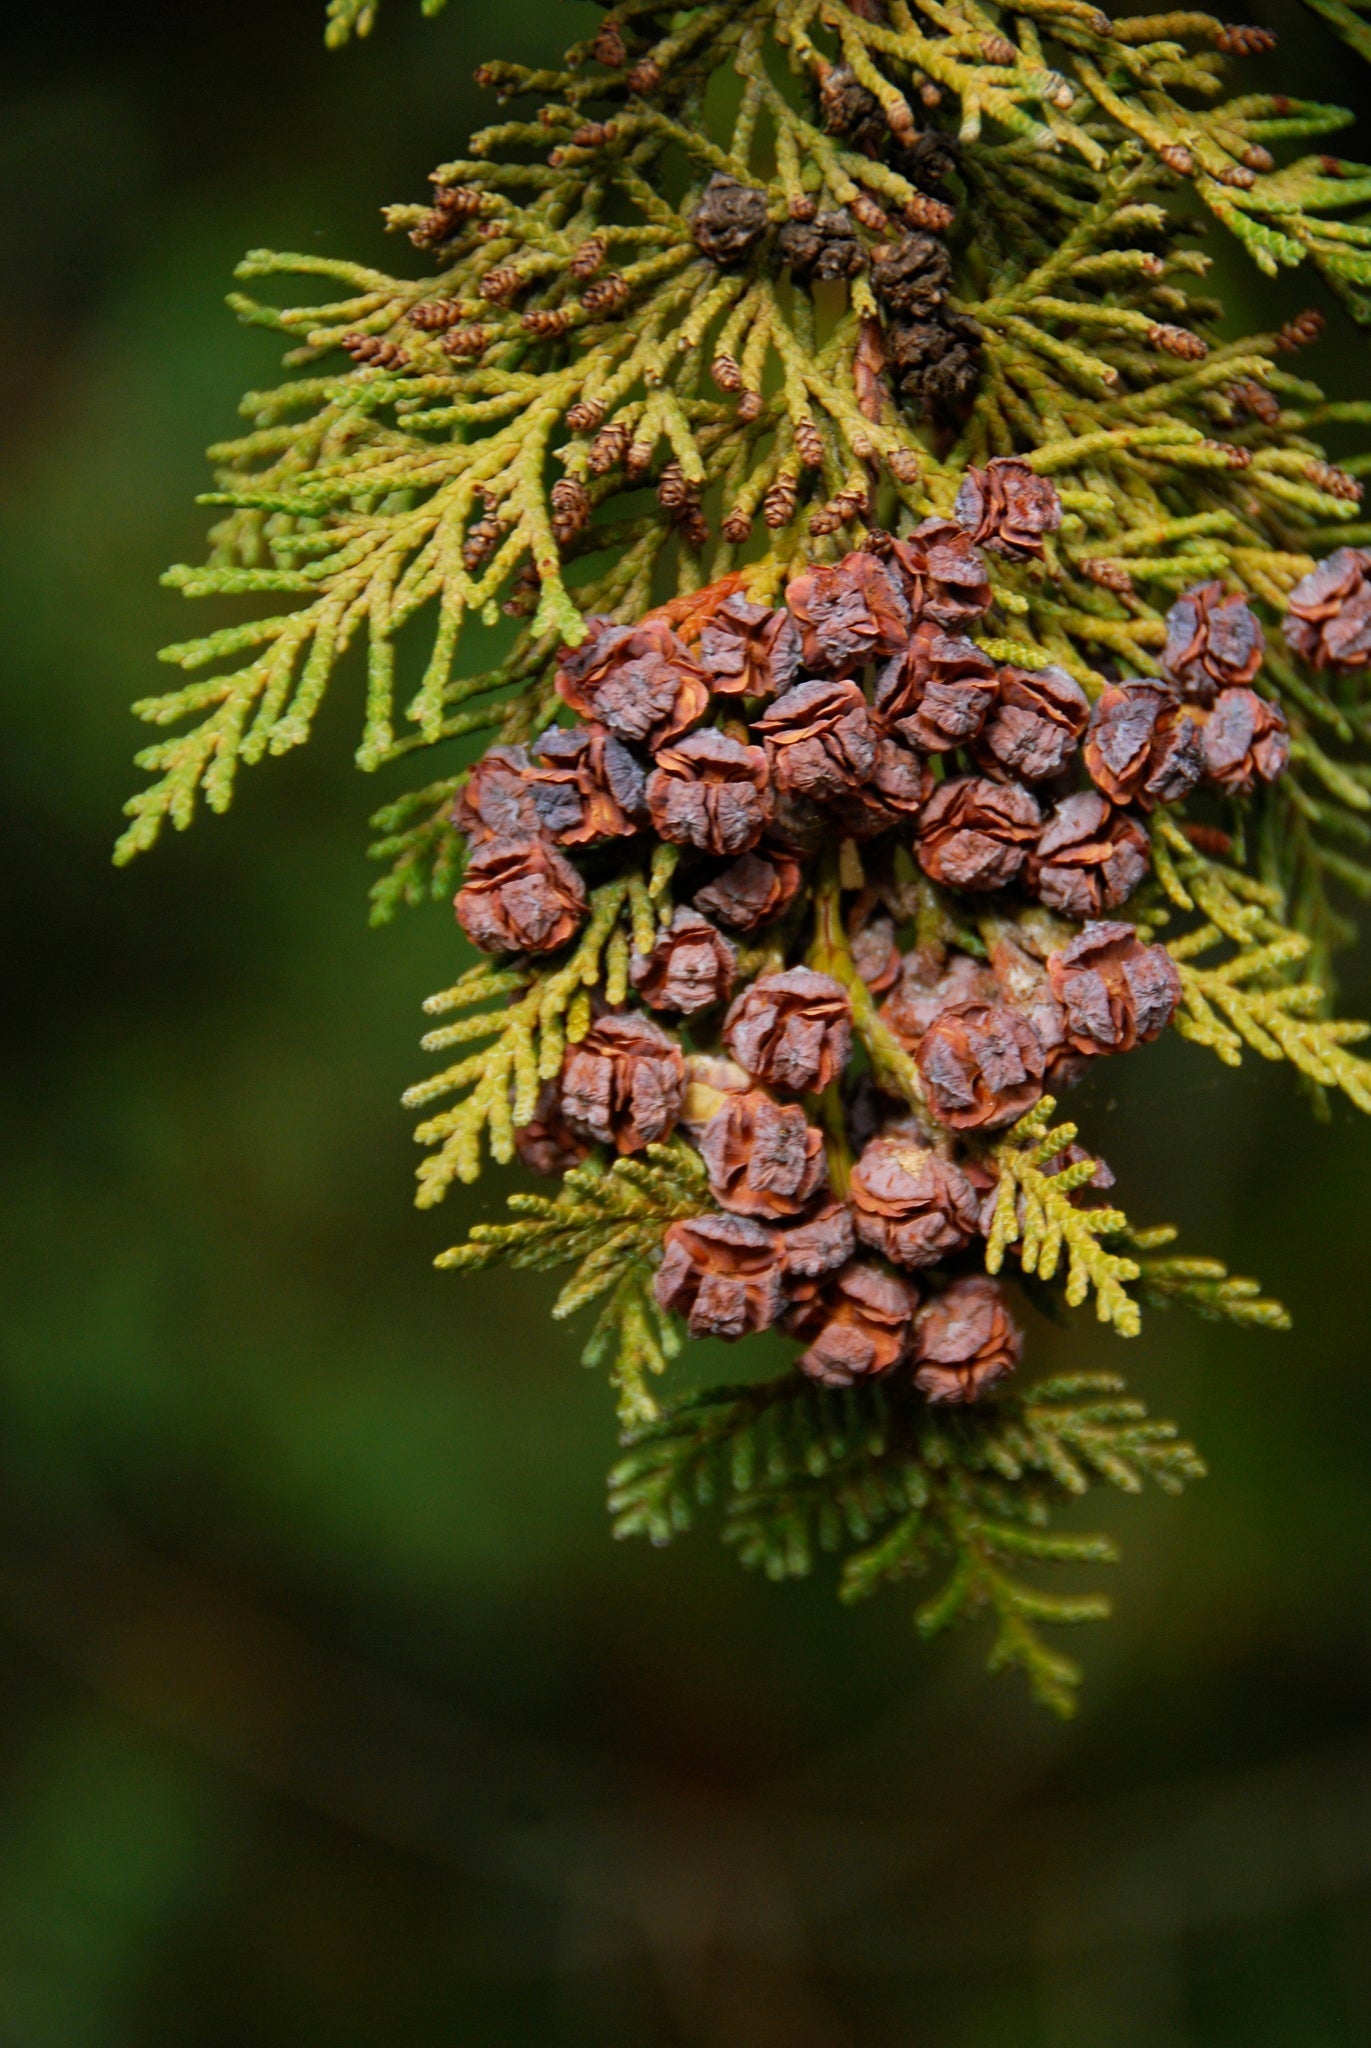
755, 679, 878, 802
1047, 922, 1182, 1058
561, 1012, 685, 1154
526, 724, 647, 845
1084, 683, 1203, 809
1284, 547, 1371, 669
819, 65, 887, 153
975, 664, 1089, 783
915, 775, 1042, 891
453, 744, 541, 845
787, 1263, 920, 1387
697, 1092, 826, 1220
1199, 687, 1291, 795
556, 617, 710, 748
721, 508, 754, 546
693, 847, 804, 934
785, 552, 909, 672
875, 626, 998, 754
698, 594, 802, 700
1304, 461, 1362, 504
645, 729, 773, 857
588, 421, 632, 474
723, 969, 852, 1095
1028, 792, 1150, 921
690, 173, 770, 265
952, 457, 1063, 561
441, 325, 492, 359
849, 1136, 981, 1268
777, 210, 865, 283
912, 1276, 1022, 1405
1162, 581, 1265, 704
880, 949, 997, 1049
654, 1212, 785, 1339
454, 836, 587, 955
885, 518, 991, 625
837, 730, 934, 837
849, 191, 891, 234
629, 908, 736, 1017
1147, 322, 1208, 360
711, 351, 742, 391
915, 1000, 1047, 1131
885, 310, 983, 418
850, 907, 901, 995
513, 1077, 593, 1178
870, 232, 952, 318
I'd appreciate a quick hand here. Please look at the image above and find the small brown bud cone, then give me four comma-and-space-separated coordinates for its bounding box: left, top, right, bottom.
1158, 143, 1194, 174
724, 968, 853, 1095
1284, 547, 1371, 670
787, 1262, 920, 1387
795, 417, 826, 469
1243, 144, 1276, 172
721, 509, 754, 545
455, 835, 587, 955
698, 594, 802, 700
453, 744, 541, 845
646, 728, 773, 857
1147, 322, 1208, 360
952, 456, 1063, 561
975, 663, 1089, 783
1275, 309, 1325, 353
1029, 792, 1149, 921
1085, 683, 1204, 809
785, 552, 910, 672
1304, 460, 1362, 503
526, 724, 647, 845
737, 388, 764, 423
885, 517, 992, 624
625, 55, 663, 94
629, 908, 736, 1016
693, 846, 804, 934
901, 191, 955, 232
1047, 922, 1182, 1058
582, 272, 631, 317
592, 23, 626, 66
556, 616, 709, 748
653, 1212, 785, 1339
513, 1077, 592, 1178
763, 473, 799, 528
410, 298, 466, 331
915, 775, 1042, 891
588, 421, 631, 474
1162, 580, 1265, 704
755, 679, 878, 802
1199, 687, 1290, 795
916, 1000, 1047, 1130
655, 460, 696, 512
711, 352, 743, 392
1080, 556, 1135, 596
850, 908, 901, 995
441, 325, 492, 359
342, 334, 408, 369
849, 191, 891, 234
521, 306, 576, 338
880, 949, 997, 1048
1214, 21, 1276, 51
698, 1091, 827, 1220
462, 514, 507, 573
870, 233, 952, 318
690, 173, 770, 266
562, 1012, 685, 1154
849, 1136, 981, 1268
479, 265, 524, 306
912, 1276, 1022, 1405
875, 625, 998, 753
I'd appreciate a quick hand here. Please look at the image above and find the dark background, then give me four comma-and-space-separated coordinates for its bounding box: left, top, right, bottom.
3, 2, 1371, 2040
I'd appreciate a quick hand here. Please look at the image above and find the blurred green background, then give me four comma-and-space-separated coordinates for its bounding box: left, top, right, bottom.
4, 2, 1371, 2040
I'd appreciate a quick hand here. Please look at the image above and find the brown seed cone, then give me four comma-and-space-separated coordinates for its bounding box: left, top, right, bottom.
875, 625, 998, 753
952, 457, 1063, 561
884, 517, 992, 626
697, 1091, 827, 1220
880, 948, 998, 1048
645, 728, 773, 856
755, 679, 877, 802
724, 968, 853, 1095
1161, 580, 1265, 705
983, 931, 1073, 1076
653, 1212, 786, 1339
1284, 547, 1371, 670
849, 1135, 981, 1268
916, 1000, 1047, 1130
787, 1262, 920, 1387
870, 232, 952, 317
835, 729, 934, 837
1047, 921, 1182, 1058
512, 1077, 593, 1178
693, 846, 804, 934
455, 835, 587, 955
697, 593, 802, 700
1028, 792, 1150, 921
690, 173, 770, 265
453, 745, 541, 845
629, 908, 736, 1016
779, 1199, 858, 1280
975, 664, 1088, 783
526, 723, 647, 845
1199, 687, 1291, 795
777, 210, 866, 283
915, 775, 1042, 891
912, 1275, 1022, 1404
561, 1012, 685, 1154
1084, 683, 1204, 809
850, 908, 901, 994
784, 552, 910, 672
555, 616, 710, 748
